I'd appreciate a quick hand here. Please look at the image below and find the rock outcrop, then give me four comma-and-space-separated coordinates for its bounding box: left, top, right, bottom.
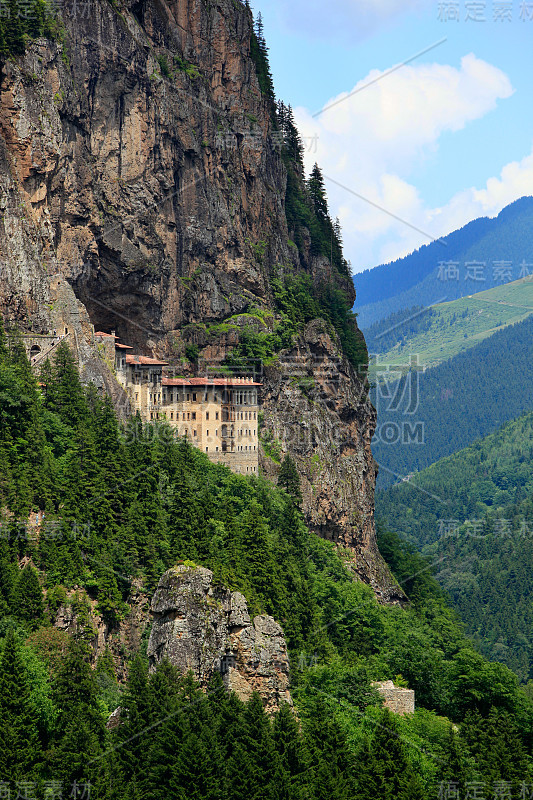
147, 565, 292, 714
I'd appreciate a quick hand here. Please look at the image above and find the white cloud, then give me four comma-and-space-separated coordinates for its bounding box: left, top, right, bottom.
293, 54, 516, 270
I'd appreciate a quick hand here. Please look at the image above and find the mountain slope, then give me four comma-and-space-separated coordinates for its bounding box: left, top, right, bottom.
376, 411, 533, 680
354, 196, 533, 327
371, 315, 533, 487
1, 334, 533, 796
366, 276, 533, 371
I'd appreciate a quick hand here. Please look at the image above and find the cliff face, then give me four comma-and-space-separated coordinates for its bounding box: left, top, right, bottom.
148, 565, 292, 714
0, 0, 290, 348
0, 0, 402, 599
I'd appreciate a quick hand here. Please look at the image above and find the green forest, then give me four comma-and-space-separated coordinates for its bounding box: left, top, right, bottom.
1, 321, 533, 797
377, 410, 533, 681
0, 0, 58, 57
371, 315, 533, 487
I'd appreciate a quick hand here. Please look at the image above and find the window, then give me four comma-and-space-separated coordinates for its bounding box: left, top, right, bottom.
170, 392, 173, 402
214, 394, 218, 402
182, 413, 186, 421
187, 393, 190, 401
254, 445, 256, 451
216, 446, 219, 452
254, 412, 256, 420
206, 412, 209, 420
206, 447, 208, 452
170, 412, 174, 420
150, 412, 153, 419
187, 412, 190, 420
135, 392, 139, 400
216, 412, 219, 420
193, 430, 197, 437
206, 431, 209, 436
192, 412, 196, 421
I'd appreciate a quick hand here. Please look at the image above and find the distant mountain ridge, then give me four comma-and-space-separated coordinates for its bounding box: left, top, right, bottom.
354, 196, 533, 327
366, 276, 533, 370
371, 314, 533, 488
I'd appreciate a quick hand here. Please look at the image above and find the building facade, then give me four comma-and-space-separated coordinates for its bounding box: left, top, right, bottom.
95, 331, 260, 475
161, 377, 260, 475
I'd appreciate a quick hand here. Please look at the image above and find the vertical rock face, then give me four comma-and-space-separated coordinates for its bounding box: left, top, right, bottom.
147, 565, 292, 714
260, 320, 403, 602
0, 0, 291, 349
0, 0, 401, 596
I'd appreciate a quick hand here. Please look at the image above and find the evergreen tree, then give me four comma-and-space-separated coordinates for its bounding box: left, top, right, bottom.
4, 0, 25, 55
14, 563, 44, 628
41, 342, 88, 429
307, 164, 329, 225
357, 709, 418, 800
249, 9, 275, 103
0, 628, 42, 782
278, 454, 302, 506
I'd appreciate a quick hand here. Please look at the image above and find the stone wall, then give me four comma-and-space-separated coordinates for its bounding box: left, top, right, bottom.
208, 450, 258, 475
372, 681, 415, 715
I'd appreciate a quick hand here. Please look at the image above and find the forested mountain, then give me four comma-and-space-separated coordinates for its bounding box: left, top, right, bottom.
354, 196, 533, 327
2, 319, 533, 798
371, 315, 533, 487
366, 276, 533, 368
2, 0, 533, 794
377, 410, 533, 682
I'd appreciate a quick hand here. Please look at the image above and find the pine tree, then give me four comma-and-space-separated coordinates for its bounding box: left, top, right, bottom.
273, 702, 309, 796
4, 0, 25, 55
14, 563, 44, 628
0, 628, 42, 782
96, 558, 123, 625
234, 500, 276, 611
307, 164, 329, 224
278, 455, 302, 506
41, 342, 88, 429
249, 9, 275, 103
115, 655, 153, 785
356, 709, 416, 800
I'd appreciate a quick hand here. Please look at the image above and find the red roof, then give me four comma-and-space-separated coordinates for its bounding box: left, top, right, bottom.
162, 377, 262, 387
126, 355, 169, 366
95, 331, 118, 338
115, 343, 133, 349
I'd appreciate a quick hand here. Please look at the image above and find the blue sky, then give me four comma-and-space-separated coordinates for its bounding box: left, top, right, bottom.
254, 0, 533, 272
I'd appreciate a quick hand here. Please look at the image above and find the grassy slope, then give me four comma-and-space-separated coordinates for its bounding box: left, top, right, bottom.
369, 277, 533, 378
354, 196, 533, 327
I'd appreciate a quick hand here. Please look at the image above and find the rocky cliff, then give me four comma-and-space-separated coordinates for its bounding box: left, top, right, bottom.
148, 565, 292, 714
0, 0, 402, 599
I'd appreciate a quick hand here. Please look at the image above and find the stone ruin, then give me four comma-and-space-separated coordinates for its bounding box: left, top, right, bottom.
372, 680, 415, 715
